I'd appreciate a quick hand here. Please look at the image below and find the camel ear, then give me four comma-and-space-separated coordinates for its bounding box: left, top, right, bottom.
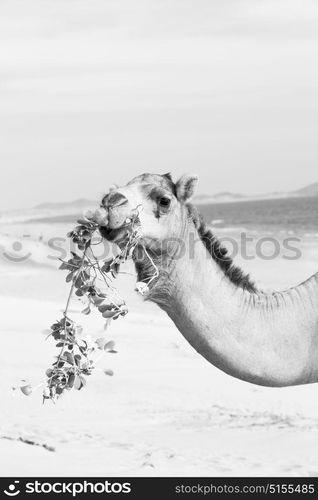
176, 174, 198, 203
163, 172, 173, 182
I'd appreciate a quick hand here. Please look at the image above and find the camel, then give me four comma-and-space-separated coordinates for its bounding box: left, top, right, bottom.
98, 173, 318, 388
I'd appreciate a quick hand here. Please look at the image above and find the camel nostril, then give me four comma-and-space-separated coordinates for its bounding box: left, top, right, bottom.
107, 192, 128, 208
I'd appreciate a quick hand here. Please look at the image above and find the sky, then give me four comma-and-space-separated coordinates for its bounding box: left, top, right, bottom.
1, 0, 318, 210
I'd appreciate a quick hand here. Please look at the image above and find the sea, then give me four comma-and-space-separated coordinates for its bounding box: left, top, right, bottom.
197, 196, 318, 236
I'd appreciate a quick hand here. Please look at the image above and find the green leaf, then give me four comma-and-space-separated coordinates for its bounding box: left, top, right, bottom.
91, 296, 104, 306
102, 310, 118, 318
64, 352, 74, 364
104, 340, 115, 351
74, 354, 81, 366
74, 275, 83, 288
59, 262, 71, 270
68, 373, 75, 388
73, 376, 82, 390
101, 259, 113, 273
66, 272, 74, 283
98, 303, 114, 313
20, 385, 33, 396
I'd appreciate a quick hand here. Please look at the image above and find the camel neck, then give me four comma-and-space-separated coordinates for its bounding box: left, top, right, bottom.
148, 219, 245, 314
153, 226, 251, 377
143, 222, 318, 387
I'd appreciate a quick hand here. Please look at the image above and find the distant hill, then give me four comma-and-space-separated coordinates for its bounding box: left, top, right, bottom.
0, 198, 97, 224
210, 191, 246, 200
194, 192, 247, 204
194, 181, 318, 205
293, 182, 318, 197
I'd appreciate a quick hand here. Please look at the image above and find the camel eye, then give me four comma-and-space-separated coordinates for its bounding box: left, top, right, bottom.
158, 196, 171, 209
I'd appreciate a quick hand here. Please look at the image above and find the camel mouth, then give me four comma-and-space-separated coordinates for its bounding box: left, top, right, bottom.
99, 225, 130, 243
98, 205, 141, 245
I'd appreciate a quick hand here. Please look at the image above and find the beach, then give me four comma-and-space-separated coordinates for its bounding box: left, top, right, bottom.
1, 205, 318, 477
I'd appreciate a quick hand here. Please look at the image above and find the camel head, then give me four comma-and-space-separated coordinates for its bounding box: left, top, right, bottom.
99, 173, 198, 248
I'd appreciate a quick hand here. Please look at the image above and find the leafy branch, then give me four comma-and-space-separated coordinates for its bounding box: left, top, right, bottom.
16, 212, 141, 402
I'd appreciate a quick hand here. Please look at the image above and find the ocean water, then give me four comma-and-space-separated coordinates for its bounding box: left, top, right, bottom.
198, 196, 318, 235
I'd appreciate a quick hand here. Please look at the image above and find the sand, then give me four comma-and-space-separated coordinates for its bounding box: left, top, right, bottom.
1, 220, 318, 476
